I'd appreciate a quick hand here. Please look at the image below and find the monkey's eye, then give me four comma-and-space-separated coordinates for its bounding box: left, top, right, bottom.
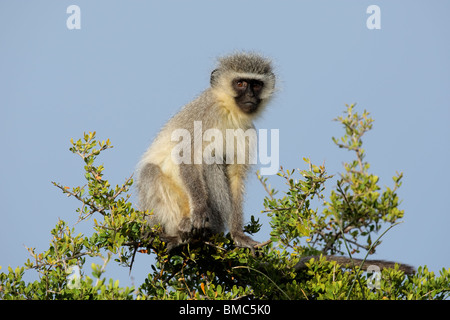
236, 81, 247, 88
252, 83, 263, 91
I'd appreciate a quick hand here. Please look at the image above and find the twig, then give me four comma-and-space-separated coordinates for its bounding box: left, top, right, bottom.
256, 172, 275, 200
232, 266, 292, 300
52, 182, 107, 216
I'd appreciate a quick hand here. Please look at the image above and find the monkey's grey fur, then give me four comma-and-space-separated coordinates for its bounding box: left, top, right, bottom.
136, 52, 276, 251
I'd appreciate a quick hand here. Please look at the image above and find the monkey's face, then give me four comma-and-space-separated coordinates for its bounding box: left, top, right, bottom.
232, 78, 264, 114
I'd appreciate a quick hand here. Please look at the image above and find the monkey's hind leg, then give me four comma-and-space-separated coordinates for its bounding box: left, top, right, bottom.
137, 162, 189, 250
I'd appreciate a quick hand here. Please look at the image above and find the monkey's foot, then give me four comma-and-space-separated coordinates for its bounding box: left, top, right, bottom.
231, 233, 259, 255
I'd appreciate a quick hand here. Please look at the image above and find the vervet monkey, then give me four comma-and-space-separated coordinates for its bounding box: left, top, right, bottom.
136, 52, 276, 251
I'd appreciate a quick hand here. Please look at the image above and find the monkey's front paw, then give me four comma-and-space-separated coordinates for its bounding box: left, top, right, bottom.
178, 217, 192, 232
191, 208, 214, 237
178, 217, 194, 241
178, 212, 213, 240
191, 208, 211, 229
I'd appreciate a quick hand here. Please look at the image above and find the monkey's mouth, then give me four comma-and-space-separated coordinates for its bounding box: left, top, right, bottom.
241, 102, 258, 113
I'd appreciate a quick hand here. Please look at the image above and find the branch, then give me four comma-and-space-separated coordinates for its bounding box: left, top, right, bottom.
110, 174, 134, 201
52, 182, 106, 216
294, 254, 415, 275
25, 247, 95, 270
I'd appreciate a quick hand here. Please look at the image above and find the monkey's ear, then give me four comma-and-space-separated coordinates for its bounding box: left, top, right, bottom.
210, 69, 219, 86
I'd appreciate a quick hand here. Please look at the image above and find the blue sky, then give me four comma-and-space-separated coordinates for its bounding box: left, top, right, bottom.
1, 1, 449, 289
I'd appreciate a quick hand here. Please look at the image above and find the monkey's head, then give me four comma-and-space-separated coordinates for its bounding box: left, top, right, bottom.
210, 52, 276, 116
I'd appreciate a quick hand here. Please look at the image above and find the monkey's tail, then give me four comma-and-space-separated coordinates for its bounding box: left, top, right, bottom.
294, 255, 415, 275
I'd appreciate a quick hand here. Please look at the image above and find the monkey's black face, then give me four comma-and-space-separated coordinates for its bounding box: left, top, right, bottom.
232, 78, 264, 114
